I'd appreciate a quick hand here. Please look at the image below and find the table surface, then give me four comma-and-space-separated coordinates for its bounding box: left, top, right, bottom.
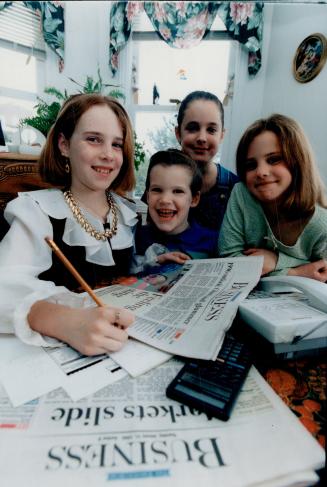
0, 152, 39, 162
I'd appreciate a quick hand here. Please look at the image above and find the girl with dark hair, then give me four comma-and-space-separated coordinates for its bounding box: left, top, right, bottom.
175, 90, 239, 232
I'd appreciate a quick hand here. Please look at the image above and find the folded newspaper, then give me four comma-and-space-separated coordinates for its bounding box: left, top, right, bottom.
0, 362, 324, 487
125, 256, 263, 360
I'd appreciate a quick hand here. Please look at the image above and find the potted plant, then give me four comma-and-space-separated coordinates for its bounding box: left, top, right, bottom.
20, 69, 145, 171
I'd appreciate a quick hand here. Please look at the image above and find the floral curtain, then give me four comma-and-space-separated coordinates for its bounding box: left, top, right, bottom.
0, 1, 65, 71
143, 2, 220, 49
109, 1, 263, 77
218, 2, 263, 76
109, 1, 140, 74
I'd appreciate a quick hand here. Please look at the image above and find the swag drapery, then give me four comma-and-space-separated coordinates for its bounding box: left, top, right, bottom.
109, 1, 264, 77
0, 1, 263, 76
0, 1, 64, 71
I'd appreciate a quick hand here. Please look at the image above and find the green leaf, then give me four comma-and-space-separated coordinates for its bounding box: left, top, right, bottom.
44, 86, 66, 100
108, 89, 125, 101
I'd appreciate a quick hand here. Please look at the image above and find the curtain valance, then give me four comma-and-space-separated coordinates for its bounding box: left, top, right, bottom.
109, 1, 264, 77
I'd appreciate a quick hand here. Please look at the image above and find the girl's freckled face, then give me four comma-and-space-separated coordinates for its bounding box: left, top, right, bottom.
59, 104, 124, 194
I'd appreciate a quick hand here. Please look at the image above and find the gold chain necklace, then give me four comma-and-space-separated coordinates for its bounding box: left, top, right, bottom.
63, 190, 118, 241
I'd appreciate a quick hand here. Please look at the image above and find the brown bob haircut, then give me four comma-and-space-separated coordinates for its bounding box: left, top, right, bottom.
236, 113, 327, 215
38, 93, 135, 195
145, 148, 203, 196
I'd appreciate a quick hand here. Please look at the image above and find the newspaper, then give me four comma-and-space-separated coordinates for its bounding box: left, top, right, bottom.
1, 257, 262, 405
128, 256, 263, 359
0, 286, 167, 406
0, 362, 324, 487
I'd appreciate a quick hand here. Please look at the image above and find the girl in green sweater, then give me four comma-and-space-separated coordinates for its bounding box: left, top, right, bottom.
219, 114, 327, 282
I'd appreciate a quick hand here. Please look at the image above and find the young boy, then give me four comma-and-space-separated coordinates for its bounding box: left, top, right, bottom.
132, 149, 218, 274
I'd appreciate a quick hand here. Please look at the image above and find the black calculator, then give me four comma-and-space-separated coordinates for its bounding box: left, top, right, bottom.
166, 334, 252, 421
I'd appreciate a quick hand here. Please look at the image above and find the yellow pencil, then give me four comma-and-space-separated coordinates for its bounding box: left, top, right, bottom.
45, 236, 105, 308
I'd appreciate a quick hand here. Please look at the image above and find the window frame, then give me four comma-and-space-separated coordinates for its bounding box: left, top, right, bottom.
126, 30, 235, 198
0, 3, 46, 121
129, 30, 232, 124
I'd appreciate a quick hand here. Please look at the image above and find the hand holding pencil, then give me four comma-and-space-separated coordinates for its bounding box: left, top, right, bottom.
39, 237, 135, 356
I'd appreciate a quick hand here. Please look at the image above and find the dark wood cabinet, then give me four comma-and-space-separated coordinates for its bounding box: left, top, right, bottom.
0, 152, 51, 239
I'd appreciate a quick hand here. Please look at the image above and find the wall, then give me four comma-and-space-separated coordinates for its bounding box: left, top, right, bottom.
223, 2, 327, 185
44, 1, 114, 96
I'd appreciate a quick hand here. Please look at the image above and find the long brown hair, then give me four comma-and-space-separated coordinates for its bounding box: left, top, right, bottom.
38, 93, 135, 195
236, 113, 327, 215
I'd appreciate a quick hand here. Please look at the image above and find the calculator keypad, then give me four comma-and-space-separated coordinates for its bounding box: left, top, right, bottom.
166, 334, 252, 421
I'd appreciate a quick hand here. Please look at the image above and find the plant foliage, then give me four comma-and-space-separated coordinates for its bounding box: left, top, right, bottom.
20, 69, 145, 170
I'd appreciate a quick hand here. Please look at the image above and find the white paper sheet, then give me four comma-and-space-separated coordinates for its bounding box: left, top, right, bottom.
111, 338, 172, 376
0, 335, 65, 406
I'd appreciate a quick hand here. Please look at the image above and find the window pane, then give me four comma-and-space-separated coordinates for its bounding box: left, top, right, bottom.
134, 110, 178, 197
134, 40, 230, 105
0, 46, 44, 135
0, 96, 35, 126
0, 46, 38, 92
136, 110, 178, 154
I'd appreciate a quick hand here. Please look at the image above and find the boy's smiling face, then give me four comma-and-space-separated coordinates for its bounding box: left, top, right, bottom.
147, 164, 200, 235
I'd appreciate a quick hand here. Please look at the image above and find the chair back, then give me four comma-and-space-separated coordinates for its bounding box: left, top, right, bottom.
0, 155, 52, 240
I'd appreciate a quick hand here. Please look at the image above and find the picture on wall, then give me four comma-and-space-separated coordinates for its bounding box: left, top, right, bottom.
293, 33, 327, 83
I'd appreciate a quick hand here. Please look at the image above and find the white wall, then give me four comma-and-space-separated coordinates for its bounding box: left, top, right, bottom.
223, 2, 327, 185
44, 1, 114, 96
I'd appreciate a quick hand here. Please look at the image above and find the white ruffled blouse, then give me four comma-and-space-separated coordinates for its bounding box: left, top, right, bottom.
0, 189, 138, 347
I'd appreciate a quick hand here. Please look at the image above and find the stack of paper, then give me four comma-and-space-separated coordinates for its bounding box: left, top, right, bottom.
0, 361, 324, 487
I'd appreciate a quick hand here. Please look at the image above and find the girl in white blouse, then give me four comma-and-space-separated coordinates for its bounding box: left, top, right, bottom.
0, 94, 138, 355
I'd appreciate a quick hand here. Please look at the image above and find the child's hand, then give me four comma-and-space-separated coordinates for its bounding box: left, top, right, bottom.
157, 251, 191, 265
288, 260, 327, 282
243, 248, 277, 275
28, 302, 134, 356
62, 306, 135, 356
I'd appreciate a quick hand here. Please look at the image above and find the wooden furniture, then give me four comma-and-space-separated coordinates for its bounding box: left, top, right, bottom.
0, 152, 51, 239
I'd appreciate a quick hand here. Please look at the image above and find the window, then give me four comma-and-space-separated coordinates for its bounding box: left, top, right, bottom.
0, 2, 45, 51
129, 12, 232, 196
0, 2, 45, 143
